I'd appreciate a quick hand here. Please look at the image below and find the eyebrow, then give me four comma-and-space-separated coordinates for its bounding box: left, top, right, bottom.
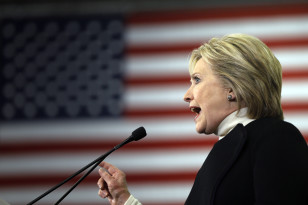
191, 72, 201, 78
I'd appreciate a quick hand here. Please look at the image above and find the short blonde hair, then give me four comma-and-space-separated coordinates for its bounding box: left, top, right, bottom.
189, 33, 283, 120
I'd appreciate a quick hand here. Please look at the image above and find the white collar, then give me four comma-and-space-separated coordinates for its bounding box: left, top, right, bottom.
216, 107, 255, 140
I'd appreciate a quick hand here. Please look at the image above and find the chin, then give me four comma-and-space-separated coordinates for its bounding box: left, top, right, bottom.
195, 125, 206, 134
196, 129, 204, 134
196, 126, 214, 135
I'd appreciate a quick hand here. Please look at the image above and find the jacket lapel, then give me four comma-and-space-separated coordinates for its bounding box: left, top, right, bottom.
185, 124, 247, 205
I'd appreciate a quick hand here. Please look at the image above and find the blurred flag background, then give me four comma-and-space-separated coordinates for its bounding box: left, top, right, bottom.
0, 1, 308, 205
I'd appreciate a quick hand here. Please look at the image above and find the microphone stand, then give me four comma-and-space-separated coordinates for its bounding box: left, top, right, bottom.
55, 148, 114, 204
27, 143, 122, 205
27, 126, 146, 205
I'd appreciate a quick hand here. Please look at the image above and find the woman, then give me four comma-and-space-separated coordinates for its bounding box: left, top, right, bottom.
97, 34, 308, 205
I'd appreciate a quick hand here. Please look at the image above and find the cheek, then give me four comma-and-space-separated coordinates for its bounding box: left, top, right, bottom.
196, 88, 208, 103
199, 91, 226, 122
197, 90, 214, 111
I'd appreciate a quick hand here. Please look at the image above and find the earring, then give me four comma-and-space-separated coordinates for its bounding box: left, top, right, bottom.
227, 95, 232, 101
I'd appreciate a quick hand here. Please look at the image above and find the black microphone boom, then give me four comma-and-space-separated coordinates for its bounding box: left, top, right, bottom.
114, 126, 146, 149
27, 126, 147, 205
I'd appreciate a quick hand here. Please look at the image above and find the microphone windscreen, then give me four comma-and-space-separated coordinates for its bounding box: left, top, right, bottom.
132, 126, 147, 141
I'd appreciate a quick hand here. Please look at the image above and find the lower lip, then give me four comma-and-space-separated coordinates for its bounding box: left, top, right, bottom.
194, 113, 200, 121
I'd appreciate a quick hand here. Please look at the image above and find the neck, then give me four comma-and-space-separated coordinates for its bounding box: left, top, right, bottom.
215, 107, 255, 139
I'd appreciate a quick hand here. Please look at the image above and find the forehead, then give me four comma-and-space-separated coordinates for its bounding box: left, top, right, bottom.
191, 59, 211, 75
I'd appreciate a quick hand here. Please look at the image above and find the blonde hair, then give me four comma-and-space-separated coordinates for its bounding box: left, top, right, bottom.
189, 33, 283, 120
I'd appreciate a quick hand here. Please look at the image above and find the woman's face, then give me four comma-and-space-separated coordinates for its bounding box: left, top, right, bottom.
184, 59, 237, 134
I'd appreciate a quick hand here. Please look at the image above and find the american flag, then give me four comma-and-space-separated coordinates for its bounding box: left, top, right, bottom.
1, 3, 308, 205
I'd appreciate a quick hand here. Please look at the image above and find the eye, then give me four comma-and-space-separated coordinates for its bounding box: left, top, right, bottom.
193, 76, 201, 84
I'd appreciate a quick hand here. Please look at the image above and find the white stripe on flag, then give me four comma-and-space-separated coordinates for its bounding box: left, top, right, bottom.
126, 15, 308, 46
0, 149, 208, 175
126, 48, 308, 77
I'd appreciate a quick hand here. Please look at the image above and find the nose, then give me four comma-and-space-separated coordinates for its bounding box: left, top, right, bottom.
183, 86, 193, 102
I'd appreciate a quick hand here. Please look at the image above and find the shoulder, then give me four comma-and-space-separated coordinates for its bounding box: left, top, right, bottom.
246, 118, 302, 138
244, 118, 307, 155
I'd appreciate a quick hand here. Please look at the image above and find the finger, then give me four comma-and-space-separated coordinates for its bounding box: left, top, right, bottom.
99, 161, 112, 169
97, 178, 105, 189
98, 189, 109, 198
98, 167, 112, 178
99, 161, 119, 176
98, 167, 112, 177
99, 168, 114, 184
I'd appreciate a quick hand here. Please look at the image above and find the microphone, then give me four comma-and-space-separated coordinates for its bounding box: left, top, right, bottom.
27, 126, 147, 205
114, 126, 147, 149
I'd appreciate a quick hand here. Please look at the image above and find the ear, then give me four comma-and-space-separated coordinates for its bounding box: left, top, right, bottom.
227, 88, 236, 101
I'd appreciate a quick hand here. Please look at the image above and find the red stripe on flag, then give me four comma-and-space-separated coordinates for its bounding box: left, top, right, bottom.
0, 171, 197, 187
264, 38, 308, 48
13, 203, 182, 205
305, 135, 308, 143
282, 69, 308, 79
127, 3, 308, 24
126, 44, 198, 55
127, 37, 308, 55
124, 108, 190, 117
125, 69, 308, 86
3, 133, 306, 156
124, 103, 308, 117
282, 102, 308, 111
125, 75, 190, 86
0, 138, 217, 155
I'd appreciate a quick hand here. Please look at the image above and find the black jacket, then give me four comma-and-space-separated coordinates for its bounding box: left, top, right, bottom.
185, 118, 308, 205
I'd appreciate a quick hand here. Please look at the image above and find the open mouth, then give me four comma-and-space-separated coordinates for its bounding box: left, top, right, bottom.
190, 107, 201, 119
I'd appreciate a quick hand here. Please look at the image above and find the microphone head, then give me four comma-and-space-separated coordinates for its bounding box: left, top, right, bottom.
132, 126, 147, 141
